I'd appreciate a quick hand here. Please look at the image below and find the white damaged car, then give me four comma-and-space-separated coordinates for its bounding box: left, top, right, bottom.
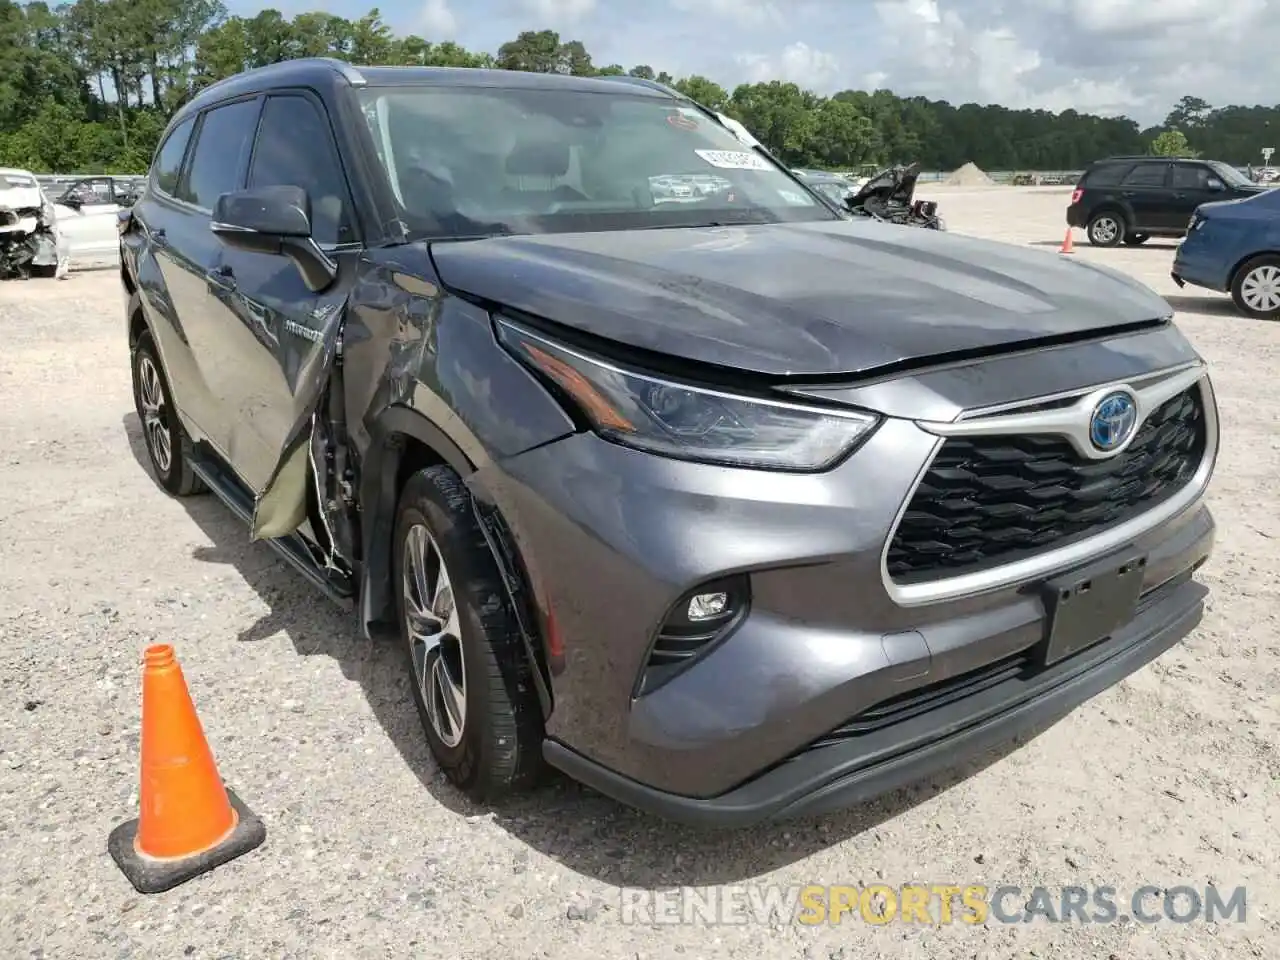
1, 168, 124, 279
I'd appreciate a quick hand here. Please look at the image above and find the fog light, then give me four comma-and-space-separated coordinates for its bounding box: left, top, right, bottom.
687, 592, 728, 620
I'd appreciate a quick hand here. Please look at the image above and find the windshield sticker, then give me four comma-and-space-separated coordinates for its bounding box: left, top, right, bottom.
695, 149, 771, 171
667, 112, 698, 131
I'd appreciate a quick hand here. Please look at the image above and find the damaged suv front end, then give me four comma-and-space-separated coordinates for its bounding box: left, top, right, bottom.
0, 168, 62, 279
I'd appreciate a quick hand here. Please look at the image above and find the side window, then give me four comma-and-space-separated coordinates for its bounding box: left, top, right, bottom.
179, 98, 261, 210
1120, 163, 1168, 187
247, 95, 355, 246
1171, 164, 1210, 190
151, 117, 195, 197
1085, 163, 1129, 187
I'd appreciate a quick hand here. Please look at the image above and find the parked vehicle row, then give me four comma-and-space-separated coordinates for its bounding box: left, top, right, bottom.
1067, 155, 1280, 320
120, 58, 1216, 827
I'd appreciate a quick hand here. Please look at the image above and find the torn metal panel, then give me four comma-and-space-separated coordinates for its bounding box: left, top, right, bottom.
249, 296, 349, 543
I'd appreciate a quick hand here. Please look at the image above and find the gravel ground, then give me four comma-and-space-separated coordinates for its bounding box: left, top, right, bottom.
1, 186, 1277, 959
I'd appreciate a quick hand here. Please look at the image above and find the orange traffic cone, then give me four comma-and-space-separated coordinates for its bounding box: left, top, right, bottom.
108, 644, 265, 893
1059, 228, 1075, 254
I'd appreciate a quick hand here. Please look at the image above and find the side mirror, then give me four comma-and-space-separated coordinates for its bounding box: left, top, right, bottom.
1206, 178, 1225, 191
211, 185, 336, 292
60, 195, 82, 210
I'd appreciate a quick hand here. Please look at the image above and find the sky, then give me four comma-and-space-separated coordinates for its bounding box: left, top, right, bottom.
225, 0, 1280, 125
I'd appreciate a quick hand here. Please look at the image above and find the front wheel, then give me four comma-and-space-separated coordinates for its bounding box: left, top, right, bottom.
392, 465, 544, 801
1087, 212, 1125, 247
1231, 255, 1280, 320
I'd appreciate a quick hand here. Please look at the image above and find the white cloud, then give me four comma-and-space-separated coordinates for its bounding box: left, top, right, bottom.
357, 0, 1280, 124
670, 0, 783, 29
738, 42, 841, 91
418, 0, 458, 38
519, 0, 597, 24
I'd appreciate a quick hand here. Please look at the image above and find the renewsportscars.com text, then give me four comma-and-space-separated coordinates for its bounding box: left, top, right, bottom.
619, 884, 1248, 926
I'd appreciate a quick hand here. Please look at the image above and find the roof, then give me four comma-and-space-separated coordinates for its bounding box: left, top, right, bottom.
181, 57, 676, 119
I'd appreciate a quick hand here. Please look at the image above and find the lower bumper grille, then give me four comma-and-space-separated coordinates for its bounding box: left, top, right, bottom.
805, 569, 1194, 753
887, 384, 1207, 581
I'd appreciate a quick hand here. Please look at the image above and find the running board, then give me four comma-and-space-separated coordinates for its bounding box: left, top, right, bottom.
188, 446, 356, 610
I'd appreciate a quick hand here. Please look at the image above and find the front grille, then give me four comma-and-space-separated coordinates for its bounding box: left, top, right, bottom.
887, 385, 1206, 581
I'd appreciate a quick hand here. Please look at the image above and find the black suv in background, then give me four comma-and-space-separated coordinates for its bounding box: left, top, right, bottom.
1067, 156, 1266, 247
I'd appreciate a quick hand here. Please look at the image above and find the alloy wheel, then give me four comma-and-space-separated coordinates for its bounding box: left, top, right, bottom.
1241, 264, 1280, 314
402, 523, 467, 748
137, 354, 172, 476
1090, 216, 1119, 245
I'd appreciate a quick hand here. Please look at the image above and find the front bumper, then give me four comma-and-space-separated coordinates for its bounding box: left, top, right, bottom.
474, 344, 1218, 821
546, 562, 1208, 826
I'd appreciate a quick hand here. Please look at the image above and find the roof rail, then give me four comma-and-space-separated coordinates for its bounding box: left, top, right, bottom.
197, 56, 367, 98
595, 74, 682, 98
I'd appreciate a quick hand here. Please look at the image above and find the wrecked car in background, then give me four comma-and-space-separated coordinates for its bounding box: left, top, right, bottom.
0, 167, 62, 279
845, 161, 945, 229
1, 167, 125, 279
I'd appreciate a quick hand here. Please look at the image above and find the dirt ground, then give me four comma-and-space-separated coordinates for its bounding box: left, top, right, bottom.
1, 185, 1276, 959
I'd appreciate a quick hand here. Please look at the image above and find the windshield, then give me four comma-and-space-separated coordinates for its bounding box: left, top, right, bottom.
809, 181, 852, 203
1207, 161, 1253, 188
357, 85, 834, 239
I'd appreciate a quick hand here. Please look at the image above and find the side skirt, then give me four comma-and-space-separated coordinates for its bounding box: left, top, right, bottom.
188, 442, 356, 610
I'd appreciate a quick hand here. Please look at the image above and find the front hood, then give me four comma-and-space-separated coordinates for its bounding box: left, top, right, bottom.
0, 186, 44, 212
849, 162, 919, 207
430, 219, 1172, 377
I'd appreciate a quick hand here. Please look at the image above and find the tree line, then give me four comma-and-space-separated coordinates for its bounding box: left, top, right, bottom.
2, 0, 1278, 176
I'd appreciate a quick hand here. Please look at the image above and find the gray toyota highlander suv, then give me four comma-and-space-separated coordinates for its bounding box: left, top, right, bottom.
119, 59, 1217, 827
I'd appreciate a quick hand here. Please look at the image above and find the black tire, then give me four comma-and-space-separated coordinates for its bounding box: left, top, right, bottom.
1123, 234, 1149, 246
30, 264, 58, 278
130, 332, 206, 496
392, 465, 544, 800
1230, 254, 1280, 320
1087, 211, 1125, 247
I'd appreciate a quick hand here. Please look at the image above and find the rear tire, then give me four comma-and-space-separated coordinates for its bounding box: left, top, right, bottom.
392, 464, 544, 801
1087, 211, 1125, 247
130, 332, 206, 497
1123, 234, 1149, 246
1230, 255, 1280, 320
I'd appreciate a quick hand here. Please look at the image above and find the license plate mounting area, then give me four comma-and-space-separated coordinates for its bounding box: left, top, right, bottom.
1039, 550, 1148, 667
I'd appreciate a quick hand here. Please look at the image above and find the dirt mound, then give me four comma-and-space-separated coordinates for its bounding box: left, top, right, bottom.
946, 162, 995, 185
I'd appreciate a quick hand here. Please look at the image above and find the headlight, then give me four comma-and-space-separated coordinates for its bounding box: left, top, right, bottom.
496, 319, 880, 471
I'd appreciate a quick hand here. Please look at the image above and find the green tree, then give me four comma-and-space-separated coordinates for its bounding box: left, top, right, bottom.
1151, 129, 1196, 157
3, 4, 1278, 176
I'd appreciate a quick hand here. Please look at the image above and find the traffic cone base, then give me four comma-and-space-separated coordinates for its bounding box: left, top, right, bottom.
108, 786, 265, 894
108, 644, 266, 894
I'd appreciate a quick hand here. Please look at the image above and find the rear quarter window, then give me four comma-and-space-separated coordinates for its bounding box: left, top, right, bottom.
151, 117, 195, 197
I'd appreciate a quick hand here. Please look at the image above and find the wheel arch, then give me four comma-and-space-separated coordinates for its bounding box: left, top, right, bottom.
1088, 203, 1130, 228
357, 407, 554, 718
1228, 249, 1280, 290
127, 290, 149, 348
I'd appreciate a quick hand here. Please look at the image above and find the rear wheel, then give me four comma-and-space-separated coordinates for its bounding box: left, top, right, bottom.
392, 465, 544, 800
1087, 211, 1125, 247
1123, 234, 1149, 246
1231, 255, 1280, 320
130, 332, 206, 496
